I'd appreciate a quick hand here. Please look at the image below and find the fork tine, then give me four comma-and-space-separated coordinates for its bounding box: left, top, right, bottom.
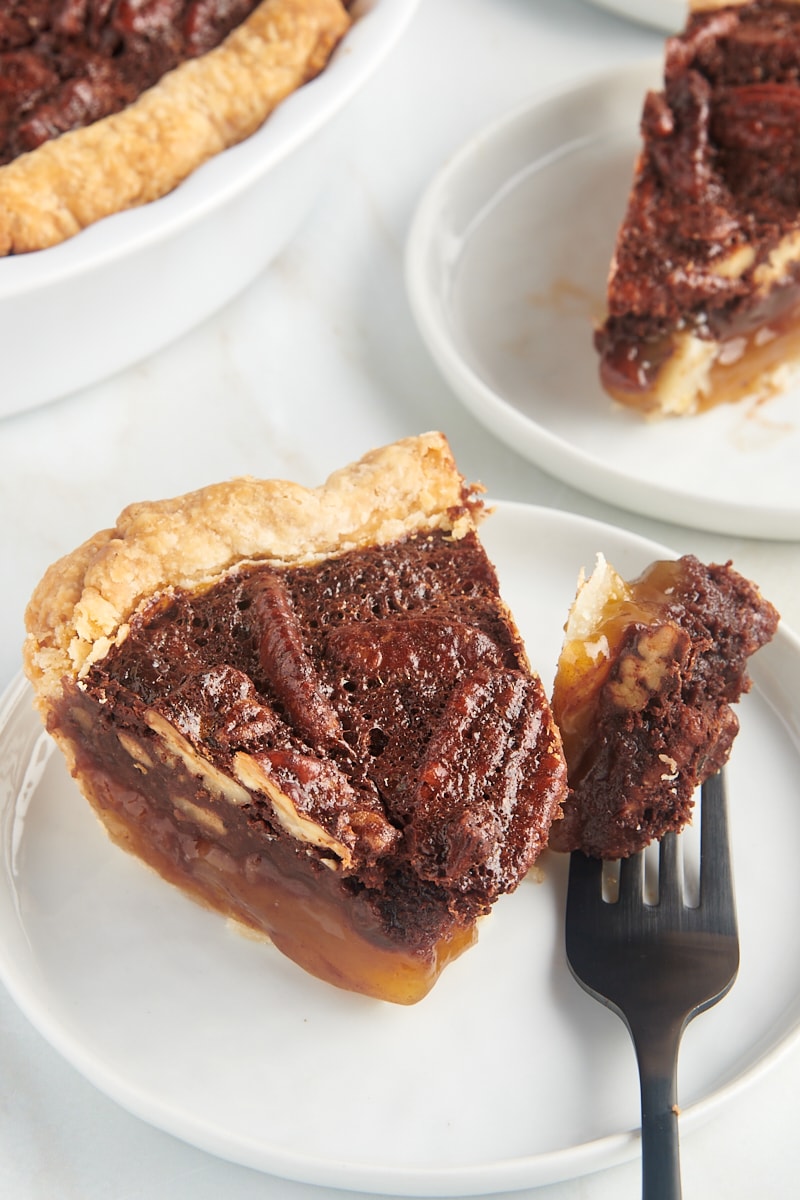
566, 845, 602, 898
618, 849, 644, 910
698, 771, 737, 935
658, 831, 683, 914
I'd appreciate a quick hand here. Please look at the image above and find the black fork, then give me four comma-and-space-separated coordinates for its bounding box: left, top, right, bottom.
564, 771, 739, 1199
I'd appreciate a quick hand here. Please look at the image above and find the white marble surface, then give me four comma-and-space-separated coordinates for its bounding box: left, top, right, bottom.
1, 1, 799, 1196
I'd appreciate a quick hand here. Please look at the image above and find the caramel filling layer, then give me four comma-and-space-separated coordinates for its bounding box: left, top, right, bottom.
598, 274, 800, 415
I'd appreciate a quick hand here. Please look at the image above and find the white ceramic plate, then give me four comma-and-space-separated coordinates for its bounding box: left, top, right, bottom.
582, 0, 684, 31
0, 0, 420, 416
2, 503, 799, 1196
406, 61, 800, 542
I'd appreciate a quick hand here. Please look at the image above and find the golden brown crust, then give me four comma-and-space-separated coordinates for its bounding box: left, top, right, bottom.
0, 0, 350, 256
24, 433, 483, 706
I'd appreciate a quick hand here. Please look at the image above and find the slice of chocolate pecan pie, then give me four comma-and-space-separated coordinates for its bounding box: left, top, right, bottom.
596, 0, 800, 416
549, 552, 778, 859
23, 434, 567, 1003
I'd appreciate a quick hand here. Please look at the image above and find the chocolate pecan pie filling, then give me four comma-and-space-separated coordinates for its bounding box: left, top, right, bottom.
1, 1, 270, 165
550, 554, 779, 859
596, 0, 800, 415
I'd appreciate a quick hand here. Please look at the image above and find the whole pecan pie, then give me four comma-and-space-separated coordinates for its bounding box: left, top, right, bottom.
23, 433, 568, 1003
0, 0, 351, 254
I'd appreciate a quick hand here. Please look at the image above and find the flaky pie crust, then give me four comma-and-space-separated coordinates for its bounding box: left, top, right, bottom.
23, 433, 483, 710
0, 0, 350, 256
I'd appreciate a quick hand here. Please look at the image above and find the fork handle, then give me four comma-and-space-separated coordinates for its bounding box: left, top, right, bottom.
634, 1021, 683, 1200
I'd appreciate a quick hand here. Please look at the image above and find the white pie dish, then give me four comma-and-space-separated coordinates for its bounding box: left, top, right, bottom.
0, 0, 419, 418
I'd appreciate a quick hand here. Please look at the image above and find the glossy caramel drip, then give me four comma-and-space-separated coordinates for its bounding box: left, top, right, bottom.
600, 282, 800, 415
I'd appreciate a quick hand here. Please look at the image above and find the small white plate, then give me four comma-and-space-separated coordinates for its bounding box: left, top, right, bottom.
406, 61, 800, 541
583, 0, 684, 32
2, 503, 800, 1195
